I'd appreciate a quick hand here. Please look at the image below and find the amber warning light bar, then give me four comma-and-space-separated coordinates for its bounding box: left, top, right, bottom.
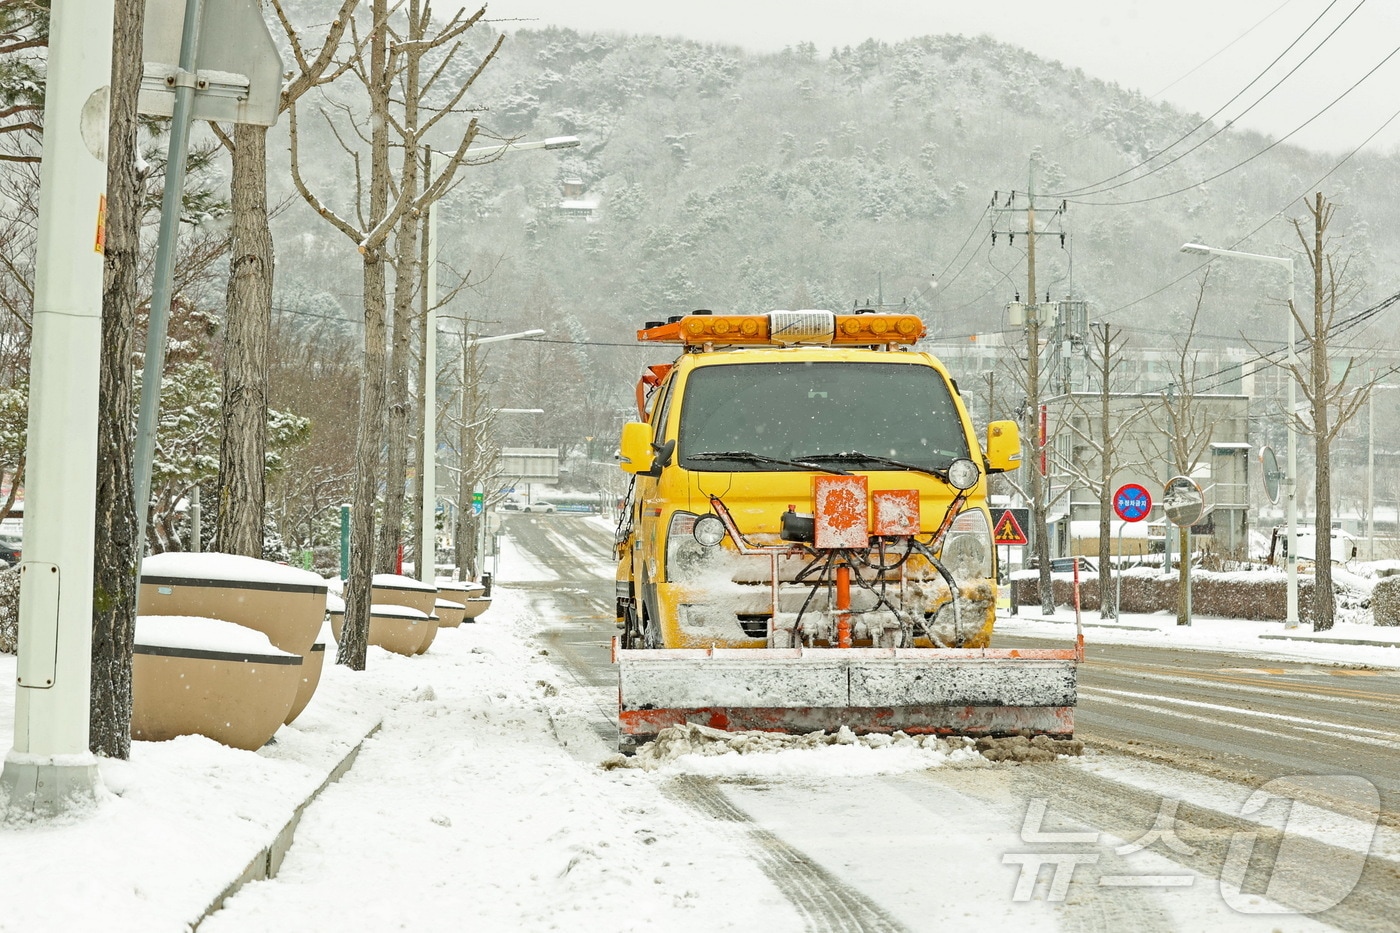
639, 309, 926, 347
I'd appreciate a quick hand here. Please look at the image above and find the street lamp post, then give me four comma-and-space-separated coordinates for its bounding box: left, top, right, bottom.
1368, 383, 1400, 559
423, 328, 543, 582
1180, 243, 1298, 628
417, 135, 578, 581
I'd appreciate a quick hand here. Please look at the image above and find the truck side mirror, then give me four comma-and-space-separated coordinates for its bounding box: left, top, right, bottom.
984, 420, 1022, 473
619, 422, 654, 475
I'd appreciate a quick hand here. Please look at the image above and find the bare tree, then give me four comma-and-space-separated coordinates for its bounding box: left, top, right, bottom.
451, 336, 492, 580
288, 0, 501, 668
1052, 324, 1149, 619
377, 1, 505, 575
1137, 279, 1228, 626
1291, 192, 1373, 630
994, 335, 1069, 613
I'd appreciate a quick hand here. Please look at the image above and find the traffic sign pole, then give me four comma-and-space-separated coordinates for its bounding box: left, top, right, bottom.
1110, 484, 1153, 621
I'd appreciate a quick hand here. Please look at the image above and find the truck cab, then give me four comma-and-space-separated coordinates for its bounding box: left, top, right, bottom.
614, 309, 1021, 653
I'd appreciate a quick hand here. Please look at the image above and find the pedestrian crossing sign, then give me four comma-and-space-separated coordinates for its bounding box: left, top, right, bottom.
992, 509, 1029, 546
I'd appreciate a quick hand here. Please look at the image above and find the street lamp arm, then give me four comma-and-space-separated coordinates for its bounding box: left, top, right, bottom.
464, 328, 545, 347
1179, 242, 1293, 273
460, 136, 581, 160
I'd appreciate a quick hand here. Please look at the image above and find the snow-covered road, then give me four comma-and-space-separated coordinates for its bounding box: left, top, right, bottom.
4, 513, 1400, 931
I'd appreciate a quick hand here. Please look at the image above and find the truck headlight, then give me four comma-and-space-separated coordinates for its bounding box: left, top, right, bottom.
693, 514, 727, 547
946, 458, 980, 491
941, 509, 992, 578
666, 511, 716, 581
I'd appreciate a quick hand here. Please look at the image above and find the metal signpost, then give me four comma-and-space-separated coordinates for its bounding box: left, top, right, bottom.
1111, 483, 1153, 618
132, 0, 282, 562
1162, 476, 1206, 626
991, 507, 1028, 615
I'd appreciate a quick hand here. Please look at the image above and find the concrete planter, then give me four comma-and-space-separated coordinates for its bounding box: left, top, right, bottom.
460, 596, 491, 621
131, 620, 302, 752
437, 581, 485, 602
435, 598, 466, 628
285, 642, 325, 724
140, 552, 329, 657
371, 573, 438, 617
330, 604, 431, 656
413, 616, 441, 655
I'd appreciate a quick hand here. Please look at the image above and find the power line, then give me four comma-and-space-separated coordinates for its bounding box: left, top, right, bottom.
1148, 0, 1301, 99
1040, 0, 1302, 164
1101, 95, 1400, 319
1054, 0, 1352, 199
1068, 38, 1400, 208
931, 203, 990, 286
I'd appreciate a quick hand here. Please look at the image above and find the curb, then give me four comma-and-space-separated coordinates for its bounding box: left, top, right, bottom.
1259, 633, 1400, 649
1008, 615, 1159, 632
192, 718, 384, 929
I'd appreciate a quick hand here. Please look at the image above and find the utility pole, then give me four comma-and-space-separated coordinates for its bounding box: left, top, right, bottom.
991, 158, 1066, 615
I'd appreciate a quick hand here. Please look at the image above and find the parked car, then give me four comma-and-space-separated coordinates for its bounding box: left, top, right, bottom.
1028, 556, 1096, 574
0, 535, 20, 566
1051, 557, 1095, 573
522, 501, 556, 513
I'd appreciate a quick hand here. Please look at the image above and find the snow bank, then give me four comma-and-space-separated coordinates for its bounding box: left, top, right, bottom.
605, 722, 988, 777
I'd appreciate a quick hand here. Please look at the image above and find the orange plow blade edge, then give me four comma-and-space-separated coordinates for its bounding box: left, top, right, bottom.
615, 645, 1079, 741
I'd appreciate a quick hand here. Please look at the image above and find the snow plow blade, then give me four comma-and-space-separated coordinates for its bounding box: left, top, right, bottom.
615, 644, 1079, 741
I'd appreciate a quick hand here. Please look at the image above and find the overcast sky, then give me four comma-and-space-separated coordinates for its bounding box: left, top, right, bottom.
486, 0, 1400, 155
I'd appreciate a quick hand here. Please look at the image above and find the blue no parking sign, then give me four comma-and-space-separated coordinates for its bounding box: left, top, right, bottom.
1113, 483, 1152, 522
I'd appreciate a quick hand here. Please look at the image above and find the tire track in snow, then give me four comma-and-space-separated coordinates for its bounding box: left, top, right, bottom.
667, 774, 908, 933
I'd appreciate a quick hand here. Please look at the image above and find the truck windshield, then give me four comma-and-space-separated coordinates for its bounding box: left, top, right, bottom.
678, 361, 970, 472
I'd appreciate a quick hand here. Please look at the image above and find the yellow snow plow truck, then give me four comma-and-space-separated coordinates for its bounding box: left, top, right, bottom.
613, 309, 1080, 748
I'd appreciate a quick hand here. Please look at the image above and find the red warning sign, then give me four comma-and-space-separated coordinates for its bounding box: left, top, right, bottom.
992, 509, 1029, 546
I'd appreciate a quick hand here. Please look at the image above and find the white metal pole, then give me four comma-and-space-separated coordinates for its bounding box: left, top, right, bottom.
1285, 272, 1299, 629
133, 0, 206, 559
1, 0, 114, 815
1179, 244, 1298, 627
1369, 386, 1375, 560
417, 136, 575, 582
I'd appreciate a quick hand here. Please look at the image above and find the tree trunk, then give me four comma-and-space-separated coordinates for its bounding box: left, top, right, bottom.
215, 122, 272, 559
455, 341, 480, 581
374, 3, 425, 577
374, 243, 415, 575
338, 251, 387, 670
338, 0, 391, 670
1097, 356, 1115, 619
455, 392, 473, 582
90, 0, 145, 759
1311, 193, 1334, 630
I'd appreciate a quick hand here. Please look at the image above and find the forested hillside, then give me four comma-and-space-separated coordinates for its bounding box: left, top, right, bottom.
266, 20, 1400, 444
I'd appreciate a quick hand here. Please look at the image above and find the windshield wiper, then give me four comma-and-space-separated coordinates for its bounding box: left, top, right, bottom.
797, 451, 949, 480
687, 451, 852, 475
